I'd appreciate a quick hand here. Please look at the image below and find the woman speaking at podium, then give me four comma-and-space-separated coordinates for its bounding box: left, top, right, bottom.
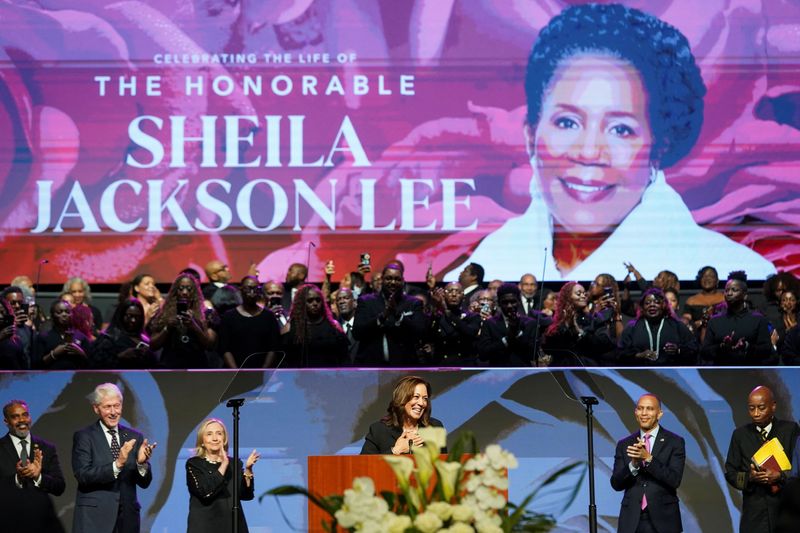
361, 376, 446, 455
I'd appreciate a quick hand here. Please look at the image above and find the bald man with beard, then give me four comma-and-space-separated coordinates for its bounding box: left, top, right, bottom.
725, 386, 799, 533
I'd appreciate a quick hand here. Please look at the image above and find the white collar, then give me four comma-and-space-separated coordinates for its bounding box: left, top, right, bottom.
463, 284, 478, 295
446, 167, 775, 281
640, 424, 660, 441
9, 433, 31, 447
98, 420, 120, 433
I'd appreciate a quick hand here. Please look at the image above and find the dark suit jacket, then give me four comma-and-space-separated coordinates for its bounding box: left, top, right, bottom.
610, 427, 686, 533
0, 433, 66, 533
476, 314, 539, 367
72, 422, 153, 533
780, 325, 800, 365
725, 419, 800, 533
360, 418, 445, 455
617, 318, 699, 366
430, 310, 481, 366
352, 292, 426, 366
337, 317, 359, 365
777, 476, 800, 533
281, 283, 299, 311
517, 294, 541, 317
542, 310, 616, 366
700, 309, 775, 365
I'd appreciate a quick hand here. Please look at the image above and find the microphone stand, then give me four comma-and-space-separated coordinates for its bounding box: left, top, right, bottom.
35, 259, 48, 297
306, 241, 316, 278
580, 395, 599, 533
540, 354, 603, 533
218, 350, 286, 533
30, 259, 49, 369
531, 247, 547, 365
226, 398, 244, 533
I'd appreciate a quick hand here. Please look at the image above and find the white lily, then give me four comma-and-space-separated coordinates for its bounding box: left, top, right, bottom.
435, 460, 462, 501
418, 426, 447, 451
383, 455, 414, 491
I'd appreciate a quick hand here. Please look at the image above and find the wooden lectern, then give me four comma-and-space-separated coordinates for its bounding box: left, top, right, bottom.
306, 454, 493, 532
307, 455, 404, 532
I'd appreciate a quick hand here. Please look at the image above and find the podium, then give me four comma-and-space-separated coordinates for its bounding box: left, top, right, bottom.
307, 454, 502, 532
307, 455, 404, 532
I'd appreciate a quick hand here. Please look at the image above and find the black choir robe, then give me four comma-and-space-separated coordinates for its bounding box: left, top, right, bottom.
617, 317, 698, 365
725, 419, 800, 533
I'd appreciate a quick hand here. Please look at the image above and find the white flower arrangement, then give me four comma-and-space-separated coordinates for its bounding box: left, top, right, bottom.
265, 429, 559, 532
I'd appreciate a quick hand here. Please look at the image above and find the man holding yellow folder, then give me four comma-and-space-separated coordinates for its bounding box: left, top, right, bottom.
724, 386, 799, 533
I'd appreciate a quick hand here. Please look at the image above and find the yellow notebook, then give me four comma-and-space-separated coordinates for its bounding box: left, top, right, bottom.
752, 437, 792, 472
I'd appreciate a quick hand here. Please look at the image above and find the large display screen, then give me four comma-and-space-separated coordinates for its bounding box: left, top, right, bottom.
1, 1, 798, 282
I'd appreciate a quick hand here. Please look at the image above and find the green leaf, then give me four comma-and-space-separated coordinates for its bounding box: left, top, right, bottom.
504, 460, 585, 530
560, 464, 586, 514
260, 485, 340, 517
381, 490, 397, 511
527, 460, 585, 501
447, 430, 477, 463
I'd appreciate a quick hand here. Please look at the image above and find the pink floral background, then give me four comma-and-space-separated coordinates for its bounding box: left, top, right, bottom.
1, 0, 798, 283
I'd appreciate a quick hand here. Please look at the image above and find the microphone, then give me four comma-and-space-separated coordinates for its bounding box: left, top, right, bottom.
408, 439, 414, 454
306, 241, 316, 277
35, 258, 49, 299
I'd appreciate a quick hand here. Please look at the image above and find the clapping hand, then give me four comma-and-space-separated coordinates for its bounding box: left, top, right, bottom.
117, 439, 136, 468
425, 265, 436, 290
720, 332, 736, 350
720, 332, 746, 353
16, 448, 43, 479
662, 342, 678, 355
635, 349, 658, 361
245, 449, 260, 469
535, 349, 552, 367
220, 449, 230, 469
626, 437, 651, 466
137, 438, 157, 464
0, 324, 15, 342
430, 288, 446, 312
506, 310, 520, 337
